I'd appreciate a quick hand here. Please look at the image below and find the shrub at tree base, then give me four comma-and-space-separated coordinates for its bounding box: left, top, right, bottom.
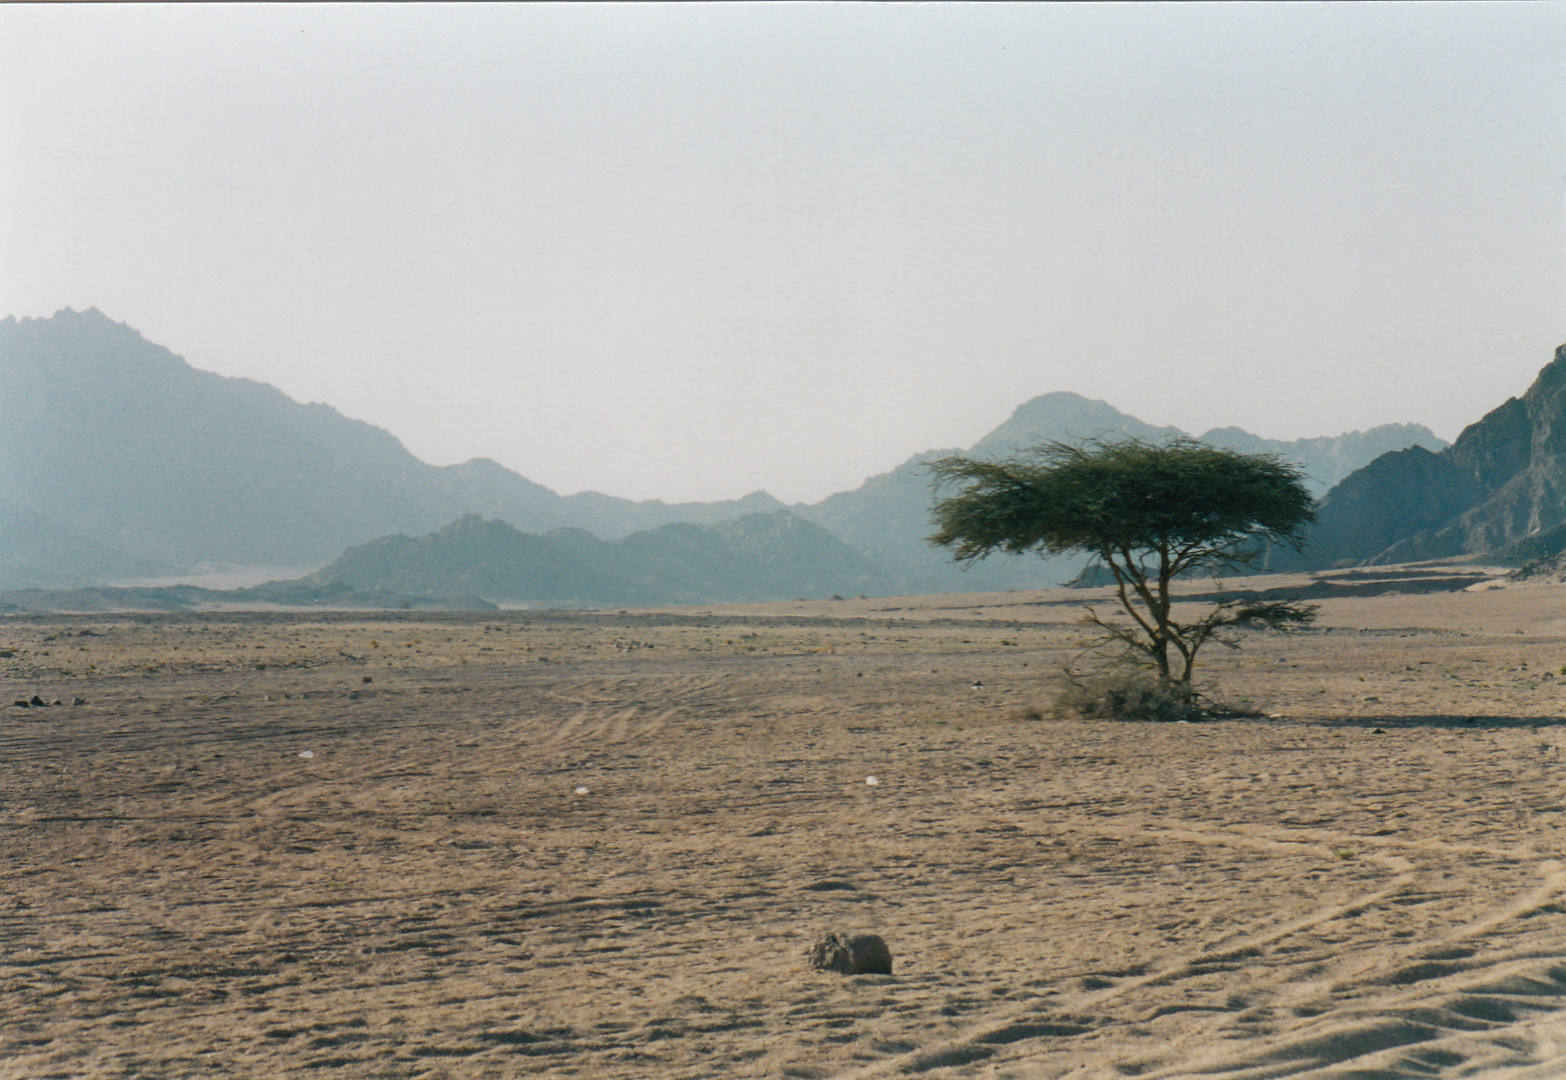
1053, 670, 1203, 722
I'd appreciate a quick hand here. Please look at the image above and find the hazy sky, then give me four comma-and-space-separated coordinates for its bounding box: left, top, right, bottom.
4, 3, 1564, 504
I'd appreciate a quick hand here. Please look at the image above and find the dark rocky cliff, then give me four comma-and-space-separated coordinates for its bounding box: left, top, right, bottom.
1297, 343, 1566, 568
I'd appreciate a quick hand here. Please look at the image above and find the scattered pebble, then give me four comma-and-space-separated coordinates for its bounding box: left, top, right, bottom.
574, 786, 590, 796
298, 750, 314, 759
865, 776, 880, 786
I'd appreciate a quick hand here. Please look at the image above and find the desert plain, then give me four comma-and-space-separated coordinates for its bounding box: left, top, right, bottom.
5, 568, 1566, 1079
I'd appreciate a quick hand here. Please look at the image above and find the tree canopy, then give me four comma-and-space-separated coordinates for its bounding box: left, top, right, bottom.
929, 438, 1316, 687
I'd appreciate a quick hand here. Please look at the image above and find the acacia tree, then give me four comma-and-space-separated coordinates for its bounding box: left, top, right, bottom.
929, 438, 1316, 687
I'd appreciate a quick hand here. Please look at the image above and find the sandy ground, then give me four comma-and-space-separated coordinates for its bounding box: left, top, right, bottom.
5, 570, 1566, 1079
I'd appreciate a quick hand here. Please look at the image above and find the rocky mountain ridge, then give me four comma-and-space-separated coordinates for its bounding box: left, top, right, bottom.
795, 393, 1445, 594
2, 307, 1449, 597
0, 309, 784, 580
303, 510, 901, 606
1292, 343, 1566, 571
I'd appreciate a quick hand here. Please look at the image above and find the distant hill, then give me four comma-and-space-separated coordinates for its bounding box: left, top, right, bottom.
794, 394, 1446, 594
0, 501, 178, 590
0, 308, 782, 579
303, 511, 902, 605
1291, 343, 1566, 569
1192, 424, 1449, 495
1, 308, 1447, 596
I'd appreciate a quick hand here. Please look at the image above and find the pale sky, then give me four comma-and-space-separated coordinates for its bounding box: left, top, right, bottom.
3, 3, 1564, 504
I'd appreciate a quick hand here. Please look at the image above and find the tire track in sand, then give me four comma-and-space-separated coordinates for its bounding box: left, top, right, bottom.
1126, 859, 1566, 1080
541, 672, 729, 749
835, 817, 1566, 1079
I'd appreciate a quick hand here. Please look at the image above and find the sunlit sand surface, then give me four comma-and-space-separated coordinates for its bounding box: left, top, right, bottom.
5, 569, 1566, 1078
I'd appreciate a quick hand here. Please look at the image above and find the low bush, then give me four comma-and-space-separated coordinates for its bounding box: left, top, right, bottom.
1053, 669, 1203, 722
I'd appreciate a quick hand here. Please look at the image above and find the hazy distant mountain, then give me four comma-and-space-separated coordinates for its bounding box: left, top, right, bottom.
794, 392, 1187, 594
793, 393, 1447, 594
436, 455, 788, 539
1192, 425, 1449, 495
306, 514, 635, 605
0, 501, 177, 590
955, 391, 1442, 495
304, 511, 900, 605
967, 392, 1187, 458
1, 308, 1447, 595
0, 308, 781, 583
2, 308, 452, 567
1290, 343, 1566, 569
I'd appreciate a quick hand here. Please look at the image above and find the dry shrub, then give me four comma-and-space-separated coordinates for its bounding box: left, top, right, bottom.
1053, 669, 1202, 722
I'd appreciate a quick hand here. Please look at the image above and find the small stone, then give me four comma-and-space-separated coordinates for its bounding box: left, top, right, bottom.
362, 676, 372, 684
807, 931, 892, 975
13, 700, 28, 708
29, 695, 45, 707
72, 697, 87, 706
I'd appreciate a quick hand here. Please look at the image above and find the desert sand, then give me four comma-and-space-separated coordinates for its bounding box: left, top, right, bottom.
5, 568, 1566, 1079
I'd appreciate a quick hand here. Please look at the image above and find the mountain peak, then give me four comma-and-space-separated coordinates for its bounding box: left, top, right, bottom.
969, 392, 1184, 458
0, 308, 1467, 595
33, 306, 127, 330
1298, 341, 1566, 568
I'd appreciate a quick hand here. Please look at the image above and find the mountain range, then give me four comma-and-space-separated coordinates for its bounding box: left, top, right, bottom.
1285, 343, 1566, 572
795, 394, 1443, 595
303, 511, 899, 606
2, 307, 1455, 602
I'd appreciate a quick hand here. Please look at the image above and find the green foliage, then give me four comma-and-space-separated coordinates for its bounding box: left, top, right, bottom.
930, 438, 1314, 562
930, 438, 1317, 686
